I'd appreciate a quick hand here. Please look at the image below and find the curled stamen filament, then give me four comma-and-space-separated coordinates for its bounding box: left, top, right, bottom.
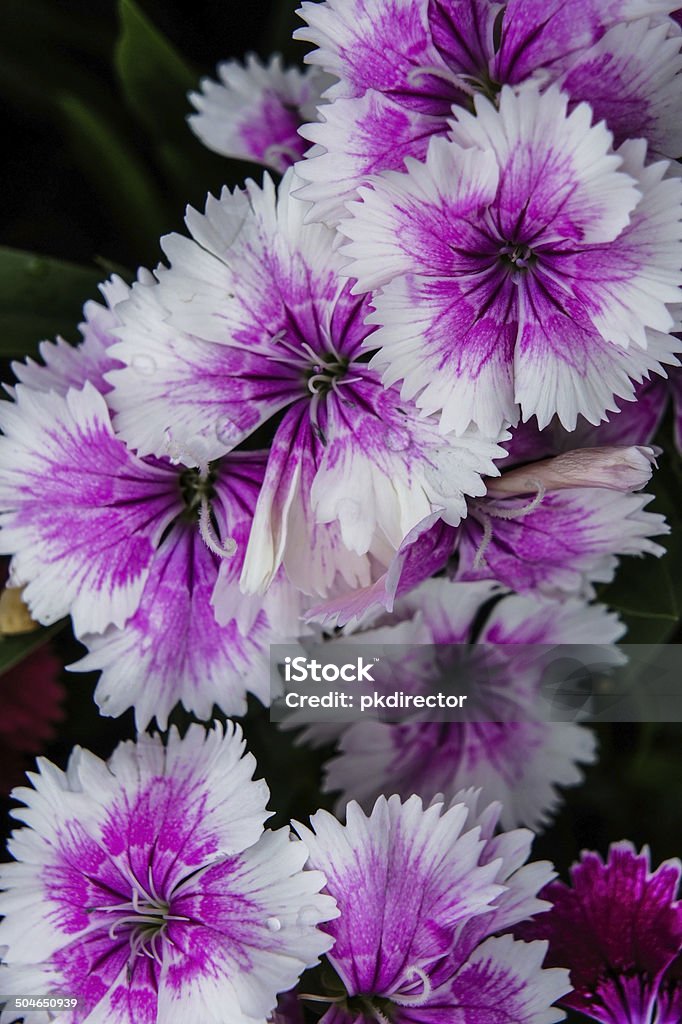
392, 965, 433, 1007
486, 483, 546, 520
199, 498, 238, 559
472, 483, 546, 569
308, 373, 333, 394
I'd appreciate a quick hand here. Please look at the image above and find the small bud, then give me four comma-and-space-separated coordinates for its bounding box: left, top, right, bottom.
485, 445, 659, 497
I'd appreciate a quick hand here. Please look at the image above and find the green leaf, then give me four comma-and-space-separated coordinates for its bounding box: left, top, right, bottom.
115, 0, 196, 143
114, 0, 246, 202
0, 621, 65, 677
58, 92, 169, 259
599, 551, 679, 623
0, 246, 103, 357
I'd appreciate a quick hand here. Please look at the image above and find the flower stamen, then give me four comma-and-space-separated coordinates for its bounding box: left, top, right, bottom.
471, 483, 546, 568
199, 497, 238, 559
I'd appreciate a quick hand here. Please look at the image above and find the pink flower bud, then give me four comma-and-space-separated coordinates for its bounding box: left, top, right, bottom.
486, 446, 660, 497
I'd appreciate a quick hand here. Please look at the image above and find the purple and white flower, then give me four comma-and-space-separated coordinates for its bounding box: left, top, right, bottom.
0, 381, 290, 729
516, 841, 682, 1024
340, 85, 682, 436
189, 54, 331, 173
0, 724, 338, 1024
292, 792, 570, 1022
295, 0, 682, 220
106, 170, 508, 600
302, 578, 621, 829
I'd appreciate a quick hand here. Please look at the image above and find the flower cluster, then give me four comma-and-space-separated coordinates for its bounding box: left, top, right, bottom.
1, 0, 682, 1021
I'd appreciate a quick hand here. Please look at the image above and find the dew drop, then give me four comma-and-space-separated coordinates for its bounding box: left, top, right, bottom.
296, 905, 320, 927
384, 427, 410, 452
266, 917, 282, 932
131, 354, 157, 376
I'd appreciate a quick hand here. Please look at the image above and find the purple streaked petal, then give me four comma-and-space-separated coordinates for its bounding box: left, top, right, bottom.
296, 0, 449, 107
495, 0, 677, 84
297, 90, 439, 223
438, 935, 569, 1024
447, 86, 640, 246
457, 487, 668, 599
312, 373, 506, 551
107, 274, 293, 461
90, 726, 270, 889
557, 19, 682, 158
295, 796, 504, 997
341, 138, 500, 293
73, 523, 272, 731
161, 830, 335, 1023
428, 0, 501, 79
0, 384, 182, 635
53, 941, 156, 1024
368, 272, 518, 437
657, 954, 682, 1024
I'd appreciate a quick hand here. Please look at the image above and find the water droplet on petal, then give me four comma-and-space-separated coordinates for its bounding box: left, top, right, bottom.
266, 917, 282, 932
131, 354, 157, 376
296, 905, 320, 927
384, 427, 410, 452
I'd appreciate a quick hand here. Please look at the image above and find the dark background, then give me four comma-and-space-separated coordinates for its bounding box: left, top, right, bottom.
0, 5, 681, 1022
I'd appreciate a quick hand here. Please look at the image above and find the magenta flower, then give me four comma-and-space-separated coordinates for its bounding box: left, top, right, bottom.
293, 793, 570, 1022
106, 170, 507, 600
295, 0, 682, 220
516, 842, 682, 1024
0, 725, 337, 1024
340, 85, 682, 436
189, 53, 331, 173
